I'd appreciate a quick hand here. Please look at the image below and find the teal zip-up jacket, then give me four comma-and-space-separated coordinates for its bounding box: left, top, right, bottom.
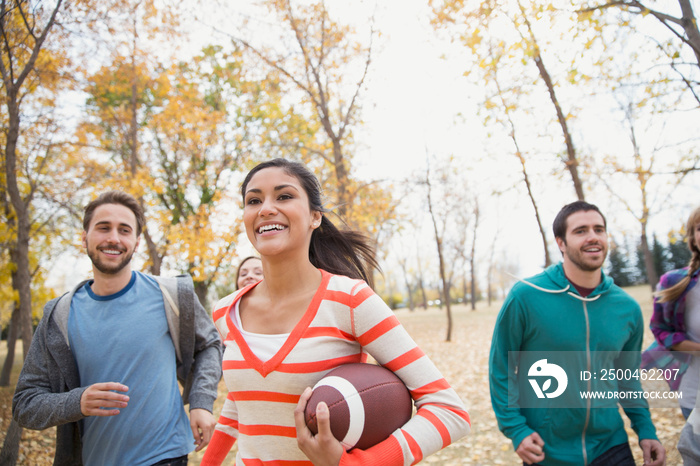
489, 263, 658, 465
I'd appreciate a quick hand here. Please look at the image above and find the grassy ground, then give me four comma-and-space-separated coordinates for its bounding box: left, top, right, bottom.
0, 285, 686, 464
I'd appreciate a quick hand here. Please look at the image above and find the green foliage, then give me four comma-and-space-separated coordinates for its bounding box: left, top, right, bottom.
666, 230, 692, 271
607, 230, 692, 288
635, 241, 652, 285
642, 233, 692, 279
651, 234, 666, 279
607, 238, 635, 287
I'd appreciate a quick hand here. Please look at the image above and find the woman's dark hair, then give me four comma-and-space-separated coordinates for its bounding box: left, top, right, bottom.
235, 256, 262, 290
241, 158, 380, 287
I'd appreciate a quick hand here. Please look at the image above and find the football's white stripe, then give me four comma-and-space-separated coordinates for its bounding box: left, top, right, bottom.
312, 376, 365, 449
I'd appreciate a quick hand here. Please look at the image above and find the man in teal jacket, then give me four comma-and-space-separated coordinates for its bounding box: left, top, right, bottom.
489, 201, 665, 465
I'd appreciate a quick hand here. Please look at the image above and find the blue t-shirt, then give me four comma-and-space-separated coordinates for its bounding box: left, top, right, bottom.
68, 271, 192, 466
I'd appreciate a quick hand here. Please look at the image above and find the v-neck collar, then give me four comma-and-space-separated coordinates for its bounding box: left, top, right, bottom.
224, 269, 331, 377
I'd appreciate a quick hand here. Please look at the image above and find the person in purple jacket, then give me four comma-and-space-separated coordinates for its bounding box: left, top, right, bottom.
642, 206, 700, 418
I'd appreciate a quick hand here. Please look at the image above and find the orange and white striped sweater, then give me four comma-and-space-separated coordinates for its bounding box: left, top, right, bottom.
201, 270, 470, 465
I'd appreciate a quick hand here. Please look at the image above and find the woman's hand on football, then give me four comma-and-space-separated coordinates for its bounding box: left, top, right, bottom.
295, 387, 344, 466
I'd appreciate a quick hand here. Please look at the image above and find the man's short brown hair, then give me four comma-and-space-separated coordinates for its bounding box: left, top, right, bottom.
552, 201, 606, 242
83, 191, 145, 236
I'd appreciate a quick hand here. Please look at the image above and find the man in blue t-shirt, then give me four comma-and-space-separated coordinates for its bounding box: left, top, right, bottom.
13, 191, 223, 465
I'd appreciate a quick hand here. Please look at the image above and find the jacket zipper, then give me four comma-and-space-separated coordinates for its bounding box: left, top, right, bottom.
582, 300, 591, 465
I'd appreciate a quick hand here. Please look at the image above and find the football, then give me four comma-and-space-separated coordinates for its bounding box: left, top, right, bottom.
304, 363, 413, 450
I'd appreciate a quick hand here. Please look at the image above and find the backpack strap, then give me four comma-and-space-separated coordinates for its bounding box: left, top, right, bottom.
52, 280, 91, 347
154, 275, 183, 364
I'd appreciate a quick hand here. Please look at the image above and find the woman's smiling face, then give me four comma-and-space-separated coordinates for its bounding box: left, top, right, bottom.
237, 257, 263, 289
243, 166, 321, 258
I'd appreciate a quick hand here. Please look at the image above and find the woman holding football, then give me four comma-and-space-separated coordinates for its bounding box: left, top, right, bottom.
201, 158, 470, 465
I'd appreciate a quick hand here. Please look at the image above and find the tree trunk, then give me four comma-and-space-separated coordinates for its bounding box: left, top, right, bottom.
487, 279, 493, 307
425, 169, 453, 342
518, 153, 552, 268
1, 69, 32, 466
470, 261, 477, 311
129, 21, 140, 176
128, 37, 168, 277
331, 142, 350, 219
492, 60, 553, 268
404, 281, 414, 311
641, 228, 658, 291
532, 51, 585, 201
677, 0, 700, 66
0, 204, 20, 386
487, 228, 499, 307
415, 252, 428, 310
470, 201, 479, 310
5, 97, 34, 360
0, 420, 22, 465
0, 1, 64, 460
437, 247, 453, 341
0, 304, 21, 386
142, 225, 162, 276
627, 101, 657, 292
194, 280, 209, 310
462, 276, 468, 305
398, 259, 415, 311
418, 278, 427, 309
518, 2, 585, 200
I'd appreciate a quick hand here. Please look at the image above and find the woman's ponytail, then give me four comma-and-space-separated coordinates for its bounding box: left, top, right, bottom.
309, 215, 379, 288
